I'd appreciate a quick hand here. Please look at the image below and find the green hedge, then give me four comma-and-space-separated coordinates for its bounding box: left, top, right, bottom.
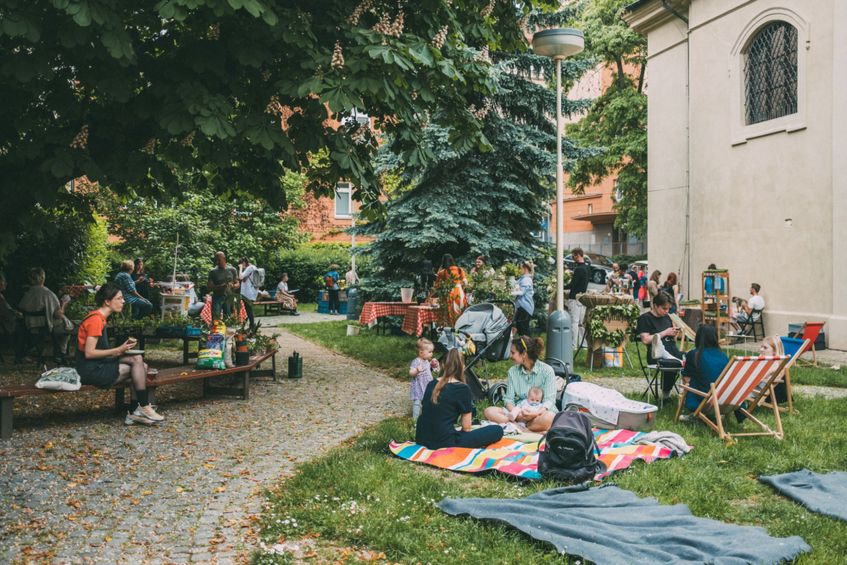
268, 243, 365, 301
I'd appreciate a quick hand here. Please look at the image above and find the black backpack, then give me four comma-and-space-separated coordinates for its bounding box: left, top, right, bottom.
537, 411, 606, 483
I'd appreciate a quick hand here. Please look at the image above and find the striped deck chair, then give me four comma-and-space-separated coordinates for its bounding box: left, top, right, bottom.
674, 355, 790, 442
669, 313, 696, 351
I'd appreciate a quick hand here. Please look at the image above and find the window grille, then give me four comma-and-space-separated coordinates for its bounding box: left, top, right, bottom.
744, 21, 798, 125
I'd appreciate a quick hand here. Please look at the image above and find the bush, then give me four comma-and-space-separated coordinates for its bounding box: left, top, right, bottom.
270, 243, 365, 301
3, 206, 111, 303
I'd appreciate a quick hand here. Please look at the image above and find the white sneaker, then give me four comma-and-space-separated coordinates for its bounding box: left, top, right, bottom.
125, 408, 156, 426
138, 404, 165, 422
651, 333, 667, 360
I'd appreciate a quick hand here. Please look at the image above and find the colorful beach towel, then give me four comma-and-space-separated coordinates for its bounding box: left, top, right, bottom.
389, 428, 687, 481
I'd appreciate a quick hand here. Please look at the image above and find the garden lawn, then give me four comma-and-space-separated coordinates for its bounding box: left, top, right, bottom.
282, 321, 847, 387
261, 322, 847, 563
257, 397, 847, 564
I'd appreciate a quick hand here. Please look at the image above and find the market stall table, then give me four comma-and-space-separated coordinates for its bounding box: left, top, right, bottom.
359, 302, 417, 334
577, 293, 638, 370
401, 305, 439, 337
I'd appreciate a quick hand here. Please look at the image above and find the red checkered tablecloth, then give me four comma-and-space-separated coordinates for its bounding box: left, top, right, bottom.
401, 305, 439, 337
359, 302, 414, 326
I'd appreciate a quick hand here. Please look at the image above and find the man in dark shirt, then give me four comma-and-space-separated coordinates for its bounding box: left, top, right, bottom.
636, 292, 683, 399
208, 251, 239, 319
565, 248, 591, 349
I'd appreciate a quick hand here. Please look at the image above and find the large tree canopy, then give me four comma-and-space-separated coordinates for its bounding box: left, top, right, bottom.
0, 0, 555, 256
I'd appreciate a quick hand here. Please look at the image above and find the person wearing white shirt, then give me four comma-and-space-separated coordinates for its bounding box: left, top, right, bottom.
734, 283, 765, 330
238, 257, 258, 329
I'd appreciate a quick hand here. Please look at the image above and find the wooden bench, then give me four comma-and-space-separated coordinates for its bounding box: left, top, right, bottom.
253, 301, 298, 316
0, 350, 278, 439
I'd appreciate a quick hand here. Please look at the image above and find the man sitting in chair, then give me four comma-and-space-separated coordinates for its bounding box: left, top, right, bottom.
636, 292, 683, 400
731, 283, 764, 333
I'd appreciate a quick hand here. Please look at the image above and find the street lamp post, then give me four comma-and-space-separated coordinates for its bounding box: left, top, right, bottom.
532, 28, 584, 372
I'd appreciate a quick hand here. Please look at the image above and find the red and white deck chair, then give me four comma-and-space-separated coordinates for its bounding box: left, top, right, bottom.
675, 355, 790, 442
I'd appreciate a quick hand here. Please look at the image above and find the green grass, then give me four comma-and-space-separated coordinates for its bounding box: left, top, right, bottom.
257, 398, 847, 564
262, 323, 847, 562
285, 321, 847, 388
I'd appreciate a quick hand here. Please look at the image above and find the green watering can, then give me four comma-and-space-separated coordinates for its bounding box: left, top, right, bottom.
288, 351, 303, 379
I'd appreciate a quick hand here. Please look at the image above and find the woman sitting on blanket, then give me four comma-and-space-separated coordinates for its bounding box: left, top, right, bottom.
483, 336, 557, 433
415, 349, 504, 449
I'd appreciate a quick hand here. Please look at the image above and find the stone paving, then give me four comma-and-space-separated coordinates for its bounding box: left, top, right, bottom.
0, 329, 407, 564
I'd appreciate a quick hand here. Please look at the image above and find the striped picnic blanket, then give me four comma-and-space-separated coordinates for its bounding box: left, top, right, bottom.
389, 428, 683, 481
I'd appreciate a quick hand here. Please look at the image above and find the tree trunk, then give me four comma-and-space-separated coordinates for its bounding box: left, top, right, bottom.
616, 57, 626, 89
637, 62, 647, 94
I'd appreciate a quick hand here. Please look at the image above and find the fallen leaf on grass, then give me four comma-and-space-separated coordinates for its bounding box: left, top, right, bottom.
215, 486, 227, 493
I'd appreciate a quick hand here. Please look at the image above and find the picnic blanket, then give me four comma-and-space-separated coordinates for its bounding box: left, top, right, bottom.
438, 485, 810, 564
759, 468, 847, 522
389, 428, 687, 481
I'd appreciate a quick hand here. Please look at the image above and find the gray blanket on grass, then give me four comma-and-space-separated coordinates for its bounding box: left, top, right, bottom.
759, 468, 847, 522
438, 485, 810, 564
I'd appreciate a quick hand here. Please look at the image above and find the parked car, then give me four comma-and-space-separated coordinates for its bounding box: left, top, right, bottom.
564, 253, 613, 285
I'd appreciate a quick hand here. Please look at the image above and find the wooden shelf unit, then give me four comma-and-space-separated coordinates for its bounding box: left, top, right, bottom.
702, 269, 731, 343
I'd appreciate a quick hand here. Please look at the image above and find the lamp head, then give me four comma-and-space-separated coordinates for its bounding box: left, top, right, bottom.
531, 28, 585, 60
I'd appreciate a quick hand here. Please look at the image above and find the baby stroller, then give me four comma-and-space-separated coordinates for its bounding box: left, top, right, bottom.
438, 303, 513, 404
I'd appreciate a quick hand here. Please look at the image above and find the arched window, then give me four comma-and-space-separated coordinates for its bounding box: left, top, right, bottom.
744, 21, 798, 125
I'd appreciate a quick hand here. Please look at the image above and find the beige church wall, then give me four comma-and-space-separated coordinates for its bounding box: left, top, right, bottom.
685, 0, 839, 343
644, 24, 690, 295
830, 0, 847, 349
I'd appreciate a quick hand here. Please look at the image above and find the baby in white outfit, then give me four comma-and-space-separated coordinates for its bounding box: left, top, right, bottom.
509, 386, 544, 422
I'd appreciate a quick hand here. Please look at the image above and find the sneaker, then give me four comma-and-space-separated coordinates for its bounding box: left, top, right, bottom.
125, 408, 156, 426
139, 404, 165, 422
651, 333, 667, 360
679, 414, 693, 422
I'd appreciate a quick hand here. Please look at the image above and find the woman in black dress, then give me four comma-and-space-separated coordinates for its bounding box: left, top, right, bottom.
76, 283, 164, 425
415, 349, 503, 449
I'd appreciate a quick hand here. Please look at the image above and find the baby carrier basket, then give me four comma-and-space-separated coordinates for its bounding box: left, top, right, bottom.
438, 303, 513, 404
561, 381, 657, 431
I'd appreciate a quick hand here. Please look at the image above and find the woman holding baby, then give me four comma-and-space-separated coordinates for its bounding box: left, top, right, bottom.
483, 335, 557, 432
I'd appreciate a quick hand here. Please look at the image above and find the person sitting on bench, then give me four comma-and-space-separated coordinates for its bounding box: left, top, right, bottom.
275, 272, 299, 315
76, 282, 165, 426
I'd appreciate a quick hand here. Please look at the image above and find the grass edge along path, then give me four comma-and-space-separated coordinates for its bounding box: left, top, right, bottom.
284, 320, 847, 388
255, 399, 847, 564
261, 324, 847, 564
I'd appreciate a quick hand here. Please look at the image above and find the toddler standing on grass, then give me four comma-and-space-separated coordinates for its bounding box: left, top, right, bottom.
409, 338, 440, 421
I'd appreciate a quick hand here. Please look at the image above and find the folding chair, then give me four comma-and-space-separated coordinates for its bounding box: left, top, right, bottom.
788, 322, 825, 366
635, 340, 681, 407
737, 308, 765, 341
669, 313, 696, 351
20, 308, 51, 364
675, 355, 790, 442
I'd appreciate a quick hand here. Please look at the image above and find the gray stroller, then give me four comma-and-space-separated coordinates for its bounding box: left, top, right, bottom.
438, 303, 513, 404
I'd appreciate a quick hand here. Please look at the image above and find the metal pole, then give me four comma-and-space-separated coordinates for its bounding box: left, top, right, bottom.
555, 58, 565, 311
350, 213, 357, 276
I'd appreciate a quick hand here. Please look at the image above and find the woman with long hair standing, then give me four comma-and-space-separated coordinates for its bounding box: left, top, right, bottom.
435, 254, 468, 325
415, 349, 503, 449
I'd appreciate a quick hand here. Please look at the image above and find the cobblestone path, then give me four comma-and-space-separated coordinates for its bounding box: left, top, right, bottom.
0, 330, 407, 564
